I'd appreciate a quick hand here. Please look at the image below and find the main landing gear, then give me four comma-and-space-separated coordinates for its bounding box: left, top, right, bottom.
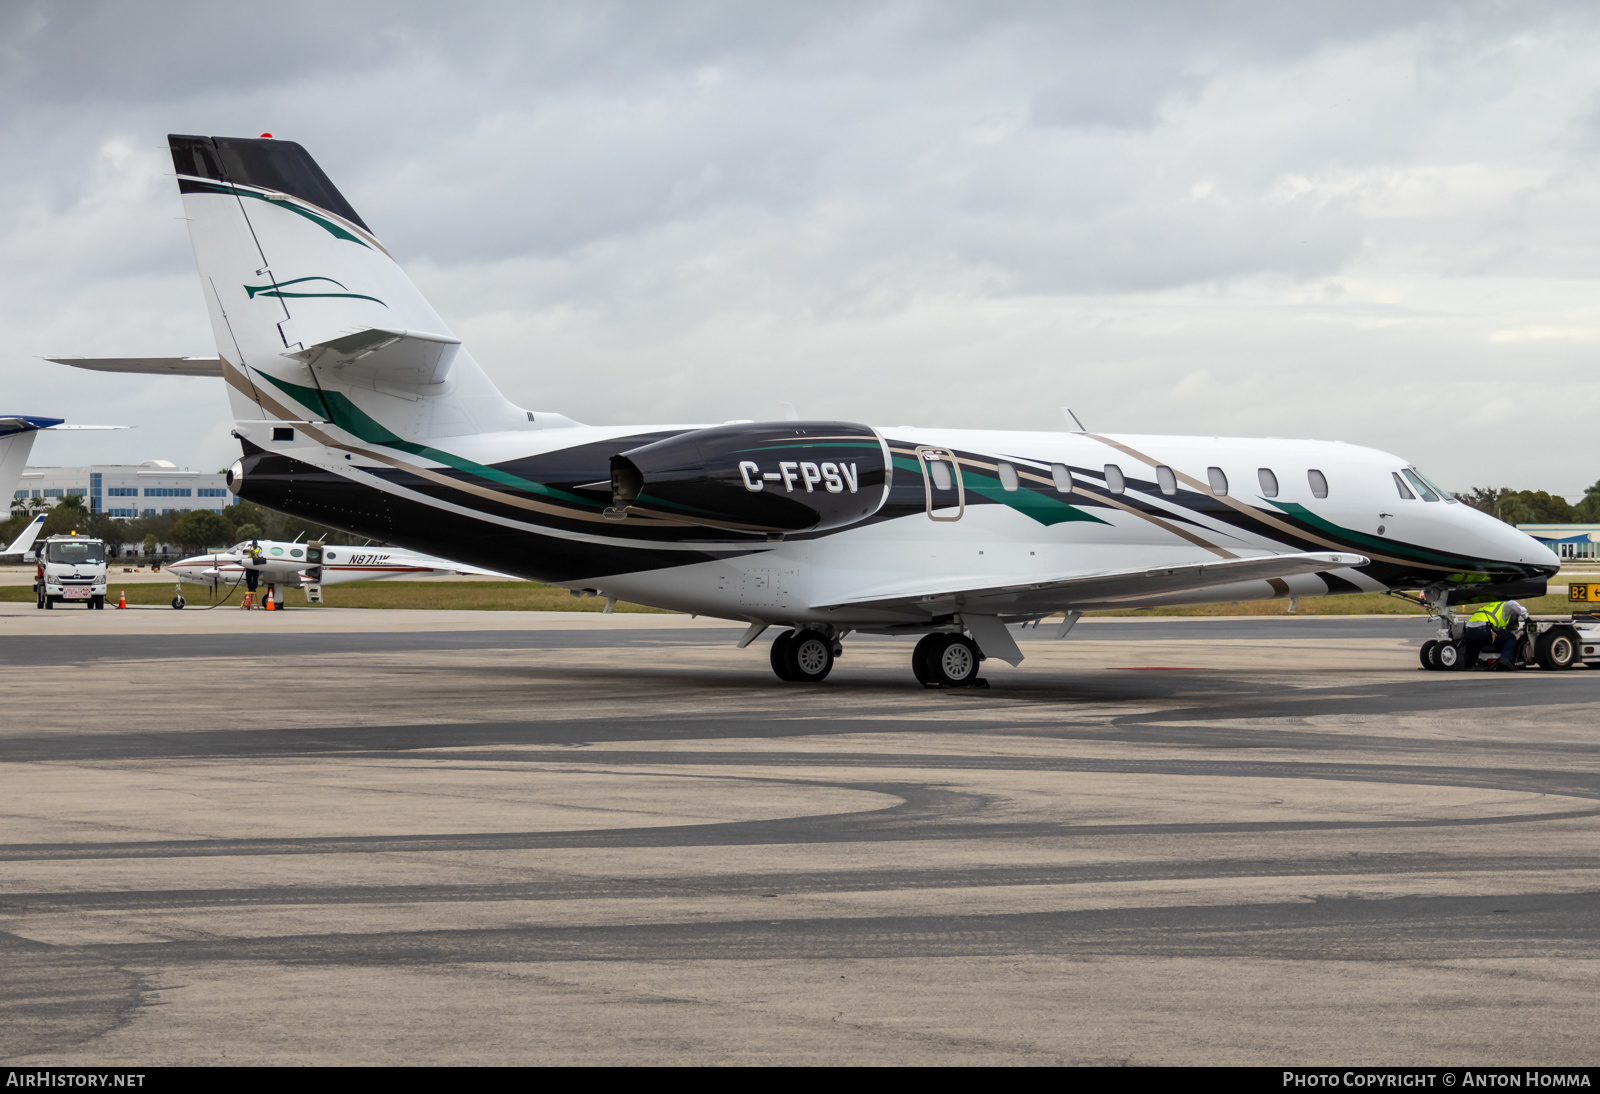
769, 628, 837, 683
765, 628, 988, 688
912, 632, 986, 688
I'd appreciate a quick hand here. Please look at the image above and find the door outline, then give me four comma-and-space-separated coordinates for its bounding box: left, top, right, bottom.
916, 446, 964, 521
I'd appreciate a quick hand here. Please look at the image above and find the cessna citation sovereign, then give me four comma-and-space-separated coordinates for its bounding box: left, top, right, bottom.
54, 134, 1558, 686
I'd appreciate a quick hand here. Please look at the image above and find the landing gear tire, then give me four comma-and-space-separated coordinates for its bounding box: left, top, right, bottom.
783, 629, 835, 683
769, 630, 794, 681
171, 596, 185, 610
1536, 628, 1579, 671
925, 634, 983, 688
1436, 641, 1466, 670
1419, 640, 1438, 670
911, 634, 943, 685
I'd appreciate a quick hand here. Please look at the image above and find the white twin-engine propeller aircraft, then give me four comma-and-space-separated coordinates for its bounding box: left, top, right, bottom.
53, 134, 1558, 685
166, 539, 510, 604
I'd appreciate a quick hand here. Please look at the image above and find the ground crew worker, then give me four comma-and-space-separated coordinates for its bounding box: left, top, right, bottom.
244, 540, 264, 593
1462, 600, 1529, 670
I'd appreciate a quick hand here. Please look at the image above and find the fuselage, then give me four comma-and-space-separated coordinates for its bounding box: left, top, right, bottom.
229, 420, 1557, 629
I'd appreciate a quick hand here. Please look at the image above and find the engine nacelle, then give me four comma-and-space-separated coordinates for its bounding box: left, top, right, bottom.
611, 421, 891, 534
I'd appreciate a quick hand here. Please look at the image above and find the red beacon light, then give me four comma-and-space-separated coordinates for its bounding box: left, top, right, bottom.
259, 132, 273, 139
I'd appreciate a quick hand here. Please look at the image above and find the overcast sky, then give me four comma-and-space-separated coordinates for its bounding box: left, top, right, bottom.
4, 1, 1598, 496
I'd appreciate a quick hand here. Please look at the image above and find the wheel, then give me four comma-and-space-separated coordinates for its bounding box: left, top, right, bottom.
769, 629, 794, 681
783, 629, 834, 683
1436, 641, 1465, 670
927, 634, 982, 687
1419, 640, 1438, 670
34, 589, 42, 610
911, 634, 944, 685
44, 595, 54, 610
91, 595, 103, 610
171, 596, 185, 609
1536, 628, 1579, 671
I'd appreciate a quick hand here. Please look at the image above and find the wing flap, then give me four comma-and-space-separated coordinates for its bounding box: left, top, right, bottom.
817, 551, 1369, 615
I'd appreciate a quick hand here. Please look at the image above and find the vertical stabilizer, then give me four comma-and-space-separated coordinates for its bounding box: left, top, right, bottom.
168, 135, 525, 439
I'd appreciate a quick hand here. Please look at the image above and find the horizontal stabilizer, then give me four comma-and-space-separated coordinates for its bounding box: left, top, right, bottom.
818, 551, 1370, 615
0, 514, 47, 558
47, 357, 224, 377
284, 327, 461, 393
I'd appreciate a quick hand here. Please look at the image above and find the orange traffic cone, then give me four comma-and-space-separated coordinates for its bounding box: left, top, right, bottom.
116, 589, 126, 609
264, 588, 276, 611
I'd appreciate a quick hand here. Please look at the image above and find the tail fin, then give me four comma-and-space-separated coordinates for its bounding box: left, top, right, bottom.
169, 135, 527, 439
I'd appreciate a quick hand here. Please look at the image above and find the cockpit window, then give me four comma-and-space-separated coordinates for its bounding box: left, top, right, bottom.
1410, 467, 1455, 502
1308, 469, 1328, 499
1401, 468, 1438, 502
45, 540, 105, 564
1258, 468, 1279, 498
1393, 472, 1416, 500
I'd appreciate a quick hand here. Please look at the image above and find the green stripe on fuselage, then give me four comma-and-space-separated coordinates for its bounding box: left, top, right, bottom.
251, 370, 601, 508
889, 455, 1108, 527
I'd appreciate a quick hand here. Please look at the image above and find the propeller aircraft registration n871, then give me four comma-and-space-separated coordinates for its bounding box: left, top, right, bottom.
52, 134, 1559, 686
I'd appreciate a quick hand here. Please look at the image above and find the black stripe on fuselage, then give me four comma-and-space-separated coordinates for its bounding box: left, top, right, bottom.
235, 443, 755, 583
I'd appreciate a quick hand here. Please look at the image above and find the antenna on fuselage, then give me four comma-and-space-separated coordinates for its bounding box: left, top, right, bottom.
781, 401, 800, 421
1061, 407, 1087, 433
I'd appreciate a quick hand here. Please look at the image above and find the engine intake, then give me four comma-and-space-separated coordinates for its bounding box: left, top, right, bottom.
611, 421, 891, 534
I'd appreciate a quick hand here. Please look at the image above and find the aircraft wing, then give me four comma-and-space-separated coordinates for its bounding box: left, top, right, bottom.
817, 551, 1370, 616
0, 514, 47, 558
47, 357, 225, 377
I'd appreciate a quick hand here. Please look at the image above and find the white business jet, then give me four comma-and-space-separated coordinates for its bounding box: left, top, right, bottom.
166, 538, 511, 607
51, 134, 1557, 685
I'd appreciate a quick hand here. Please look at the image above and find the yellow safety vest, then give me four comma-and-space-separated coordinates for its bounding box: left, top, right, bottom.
1471, 602, 1509, 627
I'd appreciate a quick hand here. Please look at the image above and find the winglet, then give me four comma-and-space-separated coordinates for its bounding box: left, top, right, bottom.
1, 514, 47, 558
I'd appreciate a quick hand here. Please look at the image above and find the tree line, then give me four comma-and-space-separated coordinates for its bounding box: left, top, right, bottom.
3, 495, 373, 557
8, 476, 1599, 558
1456, 480, 1600, 524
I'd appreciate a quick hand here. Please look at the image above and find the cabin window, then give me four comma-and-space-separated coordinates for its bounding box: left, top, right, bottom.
1207, 467, 1228, 496
1308, 469, 1328, 498
1402, 468, 1439, 502
269, 547, 284, 556
290, 548, 303, 558
997, 462, 1019, 492
1393, 472, 1416, 500
1155, 465, 1177, 496
1258, 468, 1279, 497
1050, 463, 1073, 493
1104, 464, 1125, 494
928, 458, 953, 491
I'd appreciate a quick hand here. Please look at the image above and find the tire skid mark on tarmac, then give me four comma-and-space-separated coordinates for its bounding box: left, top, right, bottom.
73, 890, 1600, 966
6, 854, 1600, 913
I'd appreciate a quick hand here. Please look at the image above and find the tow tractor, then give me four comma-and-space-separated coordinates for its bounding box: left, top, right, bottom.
1415, 580, 1600, 671
33, 532, 109, 609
